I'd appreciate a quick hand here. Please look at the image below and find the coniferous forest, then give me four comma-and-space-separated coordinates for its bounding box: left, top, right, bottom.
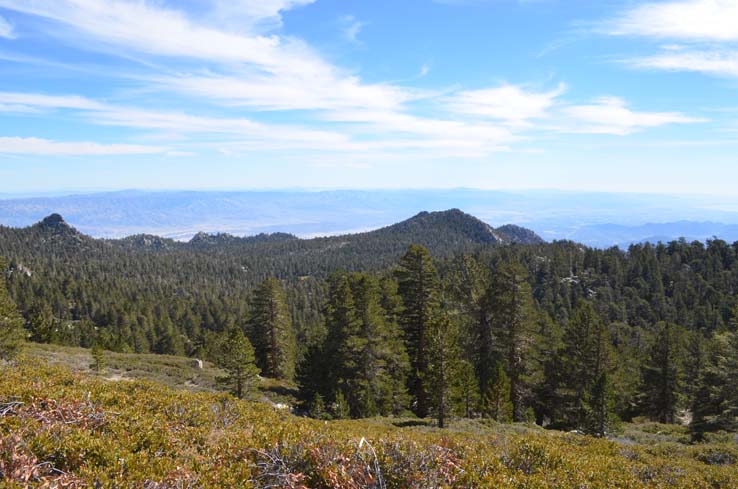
1, 209, 738, 444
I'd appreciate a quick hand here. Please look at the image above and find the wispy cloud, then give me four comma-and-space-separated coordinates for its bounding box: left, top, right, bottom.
0, 137, 166, 155
445, 83, 566, 126
0, 92, 349, 148
607, 0, 738, 42
341, 15, 365, 44
628, 49, 738, 78
0, 92, 104, 111
606, 1, 738, 78
0, 14, 14, 39
0, 0, 709, 165
562, 97, 705, 135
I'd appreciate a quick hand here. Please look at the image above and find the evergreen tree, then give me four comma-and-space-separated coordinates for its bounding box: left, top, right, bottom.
0, 259, 25, 361
690, 331, 738, 439
682, 331, 705, 407
581, 371, 618, 437
344, 273, 409, 417
219, 328, 260, 399
332, 390, 351, 419
484, 362, 513, 422
29, 304, 56, 344
296, 344, 330, 413
454, 359, 480, 418
321, 272, 360, 406
249, 278, 296, 380
396, 245, 441, 418
557, 301, 610, 428
486, 261, 538, 422
308, 393, 327, 420
638, 322, 683, 423
442, 255, 490, 415
427, 314, 462, 428
90, 343, 106, 372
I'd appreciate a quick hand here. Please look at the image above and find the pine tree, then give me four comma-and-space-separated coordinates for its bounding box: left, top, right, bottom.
486, 261, 538, 422
296, 344, 330, 412
0, 259, 25, 361
485, 362, 513, 422
342, 273, 409, 417
308, 393, 327, 419
557, 301, 610, 428
638, 322, 683, 423
427, 314, 462, 428
219, 327, 260, 399
454, 359, 480, 418
396, 245, 441, 418
581, 371, 618, 437
333, 390, 351, 419
321, 272, 360, 406
90, 343, 106, 372
443, 255, 489, 415
29, 304, 56, 344
690, 331, 738, 439
249, 278, 296, 380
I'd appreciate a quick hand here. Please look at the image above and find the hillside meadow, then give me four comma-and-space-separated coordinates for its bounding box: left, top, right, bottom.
1, 357, 737, 488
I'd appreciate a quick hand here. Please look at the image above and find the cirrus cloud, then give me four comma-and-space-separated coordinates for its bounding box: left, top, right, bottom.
0, 136, 167, 155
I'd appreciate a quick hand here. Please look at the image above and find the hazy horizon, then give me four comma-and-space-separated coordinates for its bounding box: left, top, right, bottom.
3, 188, 738, 248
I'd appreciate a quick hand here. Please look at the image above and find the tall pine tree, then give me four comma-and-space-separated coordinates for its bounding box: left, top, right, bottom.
249, 278, 296, 380
340, 273, 409, 417
557, 301, 610, 428
427, 314, 462, 428
486, 261, 538, 422
396, 245, 440, 418
638, 322, 683, 424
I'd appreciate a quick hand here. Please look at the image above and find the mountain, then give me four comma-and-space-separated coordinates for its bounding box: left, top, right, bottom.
495, 224, 546, 245
568, 221, 738, 248
0, 210, 544, 282
33, 213, 81, 237
346, 209, 544, 247
3, 189, 738, 246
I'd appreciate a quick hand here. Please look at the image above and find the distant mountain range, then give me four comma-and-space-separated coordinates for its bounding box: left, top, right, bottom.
2, 189, 738, 247
0, 210, 544, 279
23, 209, 544, 249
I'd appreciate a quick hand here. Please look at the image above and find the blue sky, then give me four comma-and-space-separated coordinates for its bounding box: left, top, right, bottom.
0, 0, 737, 194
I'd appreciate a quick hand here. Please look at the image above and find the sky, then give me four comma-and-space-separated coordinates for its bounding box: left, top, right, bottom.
0, 0, 737, 194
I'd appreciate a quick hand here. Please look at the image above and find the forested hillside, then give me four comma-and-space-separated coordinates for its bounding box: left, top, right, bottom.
1, 210, 738, 441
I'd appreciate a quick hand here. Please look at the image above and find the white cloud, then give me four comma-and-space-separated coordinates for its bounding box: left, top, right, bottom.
208, 0, 315, 32
0, 0, 704, 163
155, 73, 414, 112
0, 15, 13, 38
608, 0, 738, 42
562, 97, 705, 135
0, 92, 104, 111
628, 49, 738, 78
607, 1, 738, 79
445, 83, 566, 125
0, 0, 417, 117
0, 137, 166, 155
0, 91, 349, 147
341, 15, 364, 43
321, 108, 517, 156
0, 0, 325, 75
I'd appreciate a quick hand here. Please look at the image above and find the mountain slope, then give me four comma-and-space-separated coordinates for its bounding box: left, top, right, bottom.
0, 209, 543, 267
